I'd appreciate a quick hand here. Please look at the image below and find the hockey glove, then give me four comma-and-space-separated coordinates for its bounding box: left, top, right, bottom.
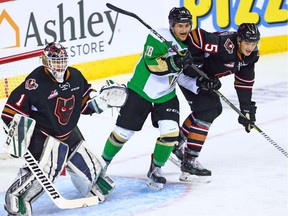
196, 76, 221, 92
183, 56, 204, 78
166, 50, 193, 73
100, 80, 128, 107
238, 101, 257, 133
87, 80, 128, 114
5, 114, 36, 158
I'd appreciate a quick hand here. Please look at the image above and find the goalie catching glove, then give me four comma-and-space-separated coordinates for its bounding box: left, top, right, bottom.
87, 80, 128, 114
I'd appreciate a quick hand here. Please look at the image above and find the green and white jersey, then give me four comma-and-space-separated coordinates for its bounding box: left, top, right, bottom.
127, 28, 188, 103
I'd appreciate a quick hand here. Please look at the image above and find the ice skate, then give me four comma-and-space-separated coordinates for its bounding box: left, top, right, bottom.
169, 141, 185, 167
180, 152, 211, 183
147, 154, 166, 190
169, 132, 186, 167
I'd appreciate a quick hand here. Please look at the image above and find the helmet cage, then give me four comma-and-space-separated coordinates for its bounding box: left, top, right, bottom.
42, 42, 68, 82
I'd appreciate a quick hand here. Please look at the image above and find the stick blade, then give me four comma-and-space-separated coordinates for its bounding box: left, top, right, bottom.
56, 196, 99, 209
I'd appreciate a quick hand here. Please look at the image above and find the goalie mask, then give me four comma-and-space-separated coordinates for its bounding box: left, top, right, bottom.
42, 42, 68, 83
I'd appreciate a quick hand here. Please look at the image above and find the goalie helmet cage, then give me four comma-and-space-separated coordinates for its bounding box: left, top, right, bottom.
0, 48, 43, 163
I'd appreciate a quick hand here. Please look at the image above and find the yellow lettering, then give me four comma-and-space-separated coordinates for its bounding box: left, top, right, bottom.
216, 0, 230, 28
265, 0, 288, 23
185, 0, 212, 29
235, 0, 260, 25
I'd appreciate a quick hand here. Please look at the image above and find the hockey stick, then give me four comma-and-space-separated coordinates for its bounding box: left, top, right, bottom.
24, 150, 99, 209
213, 87, 288, 159
106, 3, 180, 55
179, 55, 288, 158
168, 154, 181, 168
106, 3, 288, 159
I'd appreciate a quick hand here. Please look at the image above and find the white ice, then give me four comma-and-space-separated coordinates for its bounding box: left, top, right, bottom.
0, 52, 287, 216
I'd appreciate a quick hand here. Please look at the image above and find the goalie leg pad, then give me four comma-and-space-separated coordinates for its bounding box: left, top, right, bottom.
4, 168, 35, 216
39, 136, 69, 178
67, 143, 106, 196
5, 136, 68, 216
4, 136, 69, 215
5, 114, 36, 158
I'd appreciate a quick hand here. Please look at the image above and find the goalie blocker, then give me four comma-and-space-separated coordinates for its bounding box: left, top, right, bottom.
4, 114, 115, 215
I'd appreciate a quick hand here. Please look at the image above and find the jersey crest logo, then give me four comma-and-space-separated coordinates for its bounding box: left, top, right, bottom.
224, 38, 235, 54
25, 79, 38, 90
54, 95, 75, 125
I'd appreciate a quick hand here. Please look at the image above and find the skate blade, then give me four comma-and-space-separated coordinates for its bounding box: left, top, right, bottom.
179, 172, 211, 183
146, 178, 164, 190
168, 155, 181, 168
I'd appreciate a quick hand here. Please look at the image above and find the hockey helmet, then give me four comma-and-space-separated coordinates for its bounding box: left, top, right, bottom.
168, 7, 192, 28
237, 23, 260, 42
42, 42, 68, 82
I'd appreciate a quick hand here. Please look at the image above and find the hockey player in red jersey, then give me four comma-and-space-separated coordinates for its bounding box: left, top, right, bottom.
1, 42, 127, 215
174, 23, 260, 182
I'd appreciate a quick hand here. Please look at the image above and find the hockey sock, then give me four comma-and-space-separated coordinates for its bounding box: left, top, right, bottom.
153, 138, 175, 166
102, 132, 126, 161
186, 114, 210, 154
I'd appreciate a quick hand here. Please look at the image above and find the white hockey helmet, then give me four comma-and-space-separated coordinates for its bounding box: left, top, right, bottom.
42, 42, 68, 83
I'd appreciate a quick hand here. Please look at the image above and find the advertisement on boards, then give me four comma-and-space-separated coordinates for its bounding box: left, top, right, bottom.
0, 0, 287, 78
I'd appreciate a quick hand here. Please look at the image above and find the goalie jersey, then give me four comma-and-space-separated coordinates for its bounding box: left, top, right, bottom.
1, 66, 95, 140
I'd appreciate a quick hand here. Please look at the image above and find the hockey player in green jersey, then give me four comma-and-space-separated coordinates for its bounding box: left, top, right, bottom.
101, 7, 194, 189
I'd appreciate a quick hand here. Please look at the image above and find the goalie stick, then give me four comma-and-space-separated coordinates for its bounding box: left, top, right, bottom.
24, 149, 99, 209
106, 3, 288, 159
3, 118, 99, 209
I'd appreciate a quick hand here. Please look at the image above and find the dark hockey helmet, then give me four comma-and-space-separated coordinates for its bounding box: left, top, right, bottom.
42, 42, 68, 82
168, 7, 192, 28
237, 23, 260, 42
